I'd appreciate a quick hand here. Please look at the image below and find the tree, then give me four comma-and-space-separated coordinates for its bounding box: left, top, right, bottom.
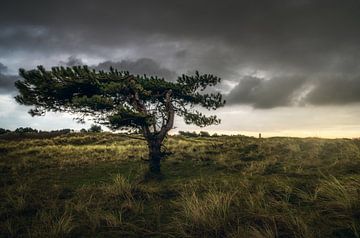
0, 128, 11, 135
88, 124, 102, 133
178, 131, 198, 137
199, 131, 211, 137
80, 128, 88, 133
15, 127, 38, 133
15, 66, 225, 176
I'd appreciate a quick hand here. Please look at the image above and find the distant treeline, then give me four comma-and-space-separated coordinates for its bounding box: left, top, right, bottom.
0, 127, 220, 140
0, 127, 74, 140
0, 124, 103, 140
178, 131, 221, 137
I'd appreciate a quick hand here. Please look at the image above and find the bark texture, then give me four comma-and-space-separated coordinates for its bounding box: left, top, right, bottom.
148, 139, 162, 174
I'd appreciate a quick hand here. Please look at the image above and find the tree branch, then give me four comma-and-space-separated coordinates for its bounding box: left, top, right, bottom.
158, 90, 174, 140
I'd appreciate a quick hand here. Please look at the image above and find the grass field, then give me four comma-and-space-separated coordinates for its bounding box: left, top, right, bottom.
1, 133, 360, 237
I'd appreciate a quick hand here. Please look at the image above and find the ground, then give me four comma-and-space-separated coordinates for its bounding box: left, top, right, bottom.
0, 133, 360, 237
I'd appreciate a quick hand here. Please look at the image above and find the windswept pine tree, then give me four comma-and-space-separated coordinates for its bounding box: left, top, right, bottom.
15, 66, 225, 176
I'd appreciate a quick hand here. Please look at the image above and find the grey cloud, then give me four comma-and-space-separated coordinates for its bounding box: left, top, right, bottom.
58, 56, 177, 79
0, 63, 8, 73
0, 75, 17, 92
60, 56, 84, 67
227, 74, 360, 108
227, 75, 307, 108
1, 0, 359, 74
0, 26, 76, 55
93, 58, 177, 80
306, 75, 360, 105
0, 63, 19, 94
1, 0, 360, 107
175, 50, 187, 59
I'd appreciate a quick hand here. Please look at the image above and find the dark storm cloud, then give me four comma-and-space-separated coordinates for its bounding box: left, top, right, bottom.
60, 56, 84, 67
59, 56, 176, 80
93, 58, 176, 80
306, 75, 360, 105
0, 63, 7, 73
1, 0, 360, 107
227, 75, 307, 108
0, 63, 19, 94
2, 0, 360, 59
227, 74, 360, 108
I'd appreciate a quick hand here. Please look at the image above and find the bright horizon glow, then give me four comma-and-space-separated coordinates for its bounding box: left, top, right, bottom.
170, 130, 360, 139
1, 95, 360, 139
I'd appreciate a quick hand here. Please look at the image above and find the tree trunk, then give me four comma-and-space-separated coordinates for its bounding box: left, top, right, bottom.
148, 139, 162, 175
143, 90, 174, 179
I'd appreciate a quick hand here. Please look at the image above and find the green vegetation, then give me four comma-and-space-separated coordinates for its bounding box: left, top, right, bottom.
0, 127, 73, 140
88, 125, 102, 133
1, 133, 360, 237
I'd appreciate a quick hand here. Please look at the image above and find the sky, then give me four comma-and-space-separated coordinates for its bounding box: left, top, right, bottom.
1, 0, 360, 138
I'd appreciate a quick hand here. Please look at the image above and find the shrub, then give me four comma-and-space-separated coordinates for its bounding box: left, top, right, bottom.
88, 124, 102, 133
